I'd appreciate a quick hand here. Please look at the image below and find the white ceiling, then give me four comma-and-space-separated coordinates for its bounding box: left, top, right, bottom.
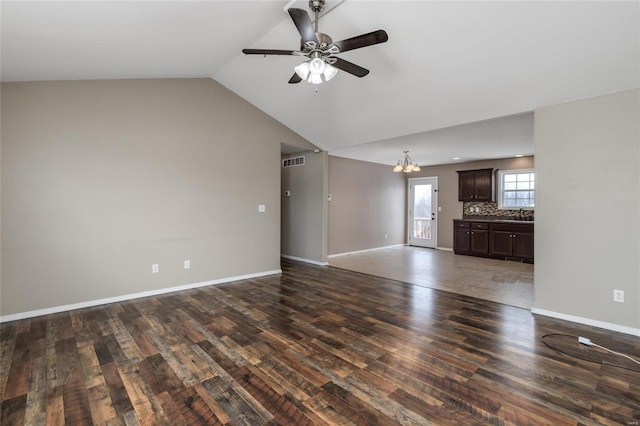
2, 1, 638, 166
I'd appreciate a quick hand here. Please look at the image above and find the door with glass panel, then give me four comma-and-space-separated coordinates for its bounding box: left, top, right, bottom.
408, 177, 438, 248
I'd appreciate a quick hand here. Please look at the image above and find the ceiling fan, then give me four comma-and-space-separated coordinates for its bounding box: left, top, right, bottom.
242, 0, 388, 85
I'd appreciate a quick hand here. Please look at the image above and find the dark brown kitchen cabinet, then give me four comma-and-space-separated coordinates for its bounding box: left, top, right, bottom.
457, 168, 495, 202
453, 220, 534, 262
489, 222, 534, 261
453, 221, 489, 255
454, 221, 471, 253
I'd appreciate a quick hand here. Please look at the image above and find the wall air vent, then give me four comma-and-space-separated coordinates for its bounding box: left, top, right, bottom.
282, 156, 305, 168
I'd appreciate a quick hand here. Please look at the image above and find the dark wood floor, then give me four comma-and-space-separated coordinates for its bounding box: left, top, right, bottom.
2, 259, 639, 425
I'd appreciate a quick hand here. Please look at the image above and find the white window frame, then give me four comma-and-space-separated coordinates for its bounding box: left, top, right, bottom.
497, 169, 535, 210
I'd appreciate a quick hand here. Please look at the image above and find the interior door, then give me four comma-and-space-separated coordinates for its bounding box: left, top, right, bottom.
408, 177, 438, 248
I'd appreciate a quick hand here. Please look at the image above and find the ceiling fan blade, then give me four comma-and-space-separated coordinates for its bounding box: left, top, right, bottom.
331, 57, 370, 78
288, 8, 318, 44
242, 49, 295, 55
332, 30, 388, 53
288, 73, 302, 84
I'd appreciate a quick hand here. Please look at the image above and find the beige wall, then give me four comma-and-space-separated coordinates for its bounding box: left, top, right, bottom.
1, 78, 310, 317
534, 89, 639, 331
411, 156, 534, 249
328, 156, 406, 255
281, 151, 328, 263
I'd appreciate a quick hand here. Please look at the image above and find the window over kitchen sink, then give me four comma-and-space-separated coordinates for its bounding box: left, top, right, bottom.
498, 169, 535, 209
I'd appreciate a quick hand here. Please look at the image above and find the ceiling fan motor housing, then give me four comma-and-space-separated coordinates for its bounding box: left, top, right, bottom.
301, 32, 334, 52
309, 0, 325, 13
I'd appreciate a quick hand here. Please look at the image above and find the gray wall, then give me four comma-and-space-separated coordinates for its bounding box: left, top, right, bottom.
534, 89, 639, 331
281, 151, 328, 263
411, 156, 534, 249
328, 156, 406, 255
1, 78, 310, 317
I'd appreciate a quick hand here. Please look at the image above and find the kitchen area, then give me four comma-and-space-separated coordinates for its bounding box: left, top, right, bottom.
453, 168, 534, 263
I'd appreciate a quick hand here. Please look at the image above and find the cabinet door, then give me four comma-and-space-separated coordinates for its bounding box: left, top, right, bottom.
470, 229, 489, 254
454, 228, 471, 253
513, 232, 534, 259
474, 170, 493, 201
458, 172, 475, 201
490, 230, 512, 257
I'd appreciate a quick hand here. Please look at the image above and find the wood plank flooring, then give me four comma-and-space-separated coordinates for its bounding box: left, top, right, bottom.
1, 259, 639, 425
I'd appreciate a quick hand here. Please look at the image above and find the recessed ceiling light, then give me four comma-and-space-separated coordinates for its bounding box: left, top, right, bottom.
453, 157, 461, 160
514, 154, 524, 157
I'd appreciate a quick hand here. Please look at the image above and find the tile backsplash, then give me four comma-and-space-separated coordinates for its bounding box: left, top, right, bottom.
463, 202, 534, 220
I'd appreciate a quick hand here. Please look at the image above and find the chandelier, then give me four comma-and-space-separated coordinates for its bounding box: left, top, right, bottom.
393, 151, 421, 173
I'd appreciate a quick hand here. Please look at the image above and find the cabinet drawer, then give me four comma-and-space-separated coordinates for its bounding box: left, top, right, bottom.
489, 222, 534, 233
471, 222, 489, 230
454, 221, 470, 229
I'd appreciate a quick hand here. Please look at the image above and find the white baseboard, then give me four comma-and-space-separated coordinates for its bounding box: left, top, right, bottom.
0, 269, 282, 323
436, 247, 454, 252
327, 244, 406, 258
531, 307, 640, 337
280, 255, 328, 266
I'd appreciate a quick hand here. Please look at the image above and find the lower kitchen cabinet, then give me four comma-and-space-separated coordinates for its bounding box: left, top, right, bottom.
470, 223, 489, 254
453, 220, 534, 262
453, 221, 489, 255
489, 222, 534, 261
454, 222, 471, 253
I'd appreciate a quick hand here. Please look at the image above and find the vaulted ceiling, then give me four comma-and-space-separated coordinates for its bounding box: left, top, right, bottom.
2, 1, 638, 166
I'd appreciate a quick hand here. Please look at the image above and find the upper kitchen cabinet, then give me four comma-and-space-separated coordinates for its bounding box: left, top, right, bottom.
458, 168, 495, 202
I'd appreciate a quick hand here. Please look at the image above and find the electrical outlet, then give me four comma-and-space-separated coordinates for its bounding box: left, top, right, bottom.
184, 260, 190, 269
385, 233, 388, 240
152, 264, 159, 273
613, 289, 624, 303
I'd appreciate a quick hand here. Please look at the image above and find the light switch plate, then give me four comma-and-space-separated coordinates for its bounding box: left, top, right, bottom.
258, 204, 266, 213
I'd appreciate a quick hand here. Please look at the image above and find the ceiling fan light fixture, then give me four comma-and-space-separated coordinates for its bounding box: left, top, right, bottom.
323, 63, 338, 81
309, 57, 326, 75
308, 72, 323, 85
294, 61, 310, 80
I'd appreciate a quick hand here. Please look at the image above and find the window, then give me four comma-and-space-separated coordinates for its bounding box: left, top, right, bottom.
498, 169, 535, 209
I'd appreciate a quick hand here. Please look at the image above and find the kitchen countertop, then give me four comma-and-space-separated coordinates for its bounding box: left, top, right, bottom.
455, 217, 535, 224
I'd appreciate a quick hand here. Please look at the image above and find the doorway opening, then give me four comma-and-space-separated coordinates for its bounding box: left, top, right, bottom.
408, 177, 438, 248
